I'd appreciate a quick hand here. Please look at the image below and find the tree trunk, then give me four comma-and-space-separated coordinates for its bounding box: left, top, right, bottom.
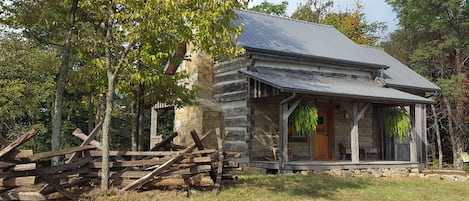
101, 72, 114, 190
50, 0, 79, 166
130, 97, 138, 159
137, 83, 144, 151
431, 104, 443, 169
444, 98, 463, 169
101, 1, 114, 190
88, 97, 95, 134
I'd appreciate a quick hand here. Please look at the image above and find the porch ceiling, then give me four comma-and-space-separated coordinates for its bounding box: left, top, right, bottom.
240, 67, 434, 104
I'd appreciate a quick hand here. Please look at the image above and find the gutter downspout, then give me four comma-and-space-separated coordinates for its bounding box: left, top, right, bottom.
279, 92, 296, 173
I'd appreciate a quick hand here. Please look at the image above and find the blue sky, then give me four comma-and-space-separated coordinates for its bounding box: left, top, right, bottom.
250, 0, 398, 37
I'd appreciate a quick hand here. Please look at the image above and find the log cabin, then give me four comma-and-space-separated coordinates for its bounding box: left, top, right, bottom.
152, 10, 440, 174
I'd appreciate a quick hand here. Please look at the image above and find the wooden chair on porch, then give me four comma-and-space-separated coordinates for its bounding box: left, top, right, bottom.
339, 143, 352, 160
364, 148, 379, 160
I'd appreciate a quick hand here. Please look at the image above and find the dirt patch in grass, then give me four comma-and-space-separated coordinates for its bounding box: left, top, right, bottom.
78, 188, 188, 201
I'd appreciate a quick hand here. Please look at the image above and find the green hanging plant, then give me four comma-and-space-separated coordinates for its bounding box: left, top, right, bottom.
385, 108, 411, 142
290, 103, 318, 136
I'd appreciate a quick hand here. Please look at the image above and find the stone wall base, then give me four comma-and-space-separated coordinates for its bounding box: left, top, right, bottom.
296, 167, 418, 178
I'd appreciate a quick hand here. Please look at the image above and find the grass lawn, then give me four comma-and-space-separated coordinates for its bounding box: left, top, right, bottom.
85, 174, 469, 201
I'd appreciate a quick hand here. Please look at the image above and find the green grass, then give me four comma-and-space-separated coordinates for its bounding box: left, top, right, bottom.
87, 174, 469, 201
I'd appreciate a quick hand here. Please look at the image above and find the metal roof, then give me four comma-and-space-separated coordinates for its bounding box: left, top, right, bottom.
234, 9, 388, 69
359, 46, 441, 92
234, 9, 439, 93
240, 67, 434, 104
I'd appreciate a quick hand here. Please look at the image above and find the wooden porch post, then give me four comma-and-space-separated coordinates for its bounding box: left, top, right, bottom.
409, 105, 418, 163
150, 106, 158, 149
342, 102, 370, 163
415, 104, 427, 163
351, 103, 360, 163
279, 94, 300, 172
279, 103, 288, 171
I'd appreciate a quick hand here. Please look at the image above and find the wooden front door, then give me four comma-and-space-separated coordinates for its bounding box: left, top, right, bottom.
313, 108, 331, 160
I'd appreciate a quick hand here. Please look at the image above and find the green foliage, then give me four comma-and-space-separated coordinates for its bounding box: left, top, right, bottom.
385, 0, 469, 166
321, 2, 386, 46
290, 103, 318, 136
437, 73, 467, 100
290, 0, 385, 46
250, 1, 288, 17
386, 0, 469, 77
1, 0, 72, 46
291, 0, 333, 23
0, 34, 57, 140
385, 108, 411, 142
157, 109, 174, 137
0, 0, 245, 156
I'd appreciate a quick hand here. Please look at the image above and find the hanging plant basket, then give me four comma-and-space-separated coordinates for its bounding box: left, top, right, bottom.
385, 107, 411, 141
290, 103, 318, 136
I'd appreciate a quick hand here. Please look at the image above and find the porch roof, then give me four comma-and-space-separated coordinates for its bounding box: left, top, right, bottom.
240, 67, 434, 104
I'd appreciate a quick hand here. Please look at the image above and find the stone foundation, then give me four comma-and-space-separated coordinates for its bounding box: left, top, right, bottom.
294, 168, 469, 182
298, 167, 417, 178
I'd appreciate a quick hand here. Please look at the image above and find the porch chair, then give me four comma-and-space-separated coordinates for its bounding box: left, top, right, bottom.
364, 148, 379, 160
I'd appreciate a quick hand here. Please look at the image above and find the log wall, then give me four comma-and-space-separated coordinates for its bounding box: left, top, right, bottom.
250, 98, 281, 161
333, 105, 374, 159
213, 57, 252, 163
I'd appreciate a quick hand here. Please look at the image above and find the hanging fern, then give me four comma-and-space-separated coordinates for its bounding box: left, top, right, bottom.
385, 108, 411, 141
290, 103, 318, 136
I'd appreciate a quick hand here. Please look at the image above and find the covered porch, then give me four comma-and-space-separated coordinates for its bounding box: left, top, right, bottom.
242, 67, 433, 172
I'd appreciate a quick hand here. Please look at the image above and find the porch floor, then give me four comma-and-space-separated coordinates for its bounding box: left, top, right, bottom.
250, 160, 419, 171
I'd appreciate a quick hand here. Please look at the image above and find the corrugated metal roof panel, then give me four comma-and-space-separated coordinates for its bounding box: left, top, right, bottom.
359, 46, 440, 92
234, 9, 386, 69
240, 67, 434, 104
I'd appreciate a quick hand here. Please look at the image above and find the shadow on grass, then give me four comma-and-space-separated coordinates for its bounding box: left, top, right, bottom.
233, 174, 370, 199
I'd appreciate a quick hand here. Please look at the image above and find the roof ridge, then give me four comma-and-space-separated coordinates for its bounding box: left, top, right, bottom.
237, 9, 334, 29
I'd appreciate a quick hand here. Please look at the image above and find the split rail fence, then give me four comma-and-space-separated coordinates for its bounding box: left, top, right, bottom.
0, 124, 239, 200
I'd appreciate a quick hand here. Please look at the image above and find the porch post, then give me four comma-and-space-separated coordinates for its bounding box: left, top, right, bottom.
410, 105, 418, 163
413, 104, 427, 163
350, 102, 360, 163
342, 102, 370, 163
418, 104, 428, 163
279, 103, 288, 171
150, 105, 158, 149
279, 94, 300, 172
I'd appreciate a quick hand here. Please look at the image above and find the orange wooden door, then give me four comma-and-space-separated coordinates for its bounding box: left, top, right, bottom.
313, 108, 330, 160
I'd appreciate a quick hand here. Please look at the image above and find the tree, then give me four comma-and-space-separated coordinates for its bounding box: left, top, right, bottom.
290, 0, 385, 46
250, 1, 288, 17
50, 0, 78, 166
321, 2, 386, 46
86, 0, 245, 190
386, 0, 469, 169
2, 0, 80, 165
0, 34, 58, 152
291, 0, 333, 23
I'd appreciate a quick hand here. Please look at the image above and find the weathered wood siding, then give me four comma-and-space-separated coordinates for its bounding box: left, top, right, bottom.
213, 57, 252, 163
254, 60, 374, 80
333, 105, 374, 159
250, 98, 280, 160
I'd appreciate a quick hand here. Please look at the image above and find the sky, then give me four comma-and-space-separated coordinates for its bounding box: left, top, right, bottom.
250, 0, 398, 38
